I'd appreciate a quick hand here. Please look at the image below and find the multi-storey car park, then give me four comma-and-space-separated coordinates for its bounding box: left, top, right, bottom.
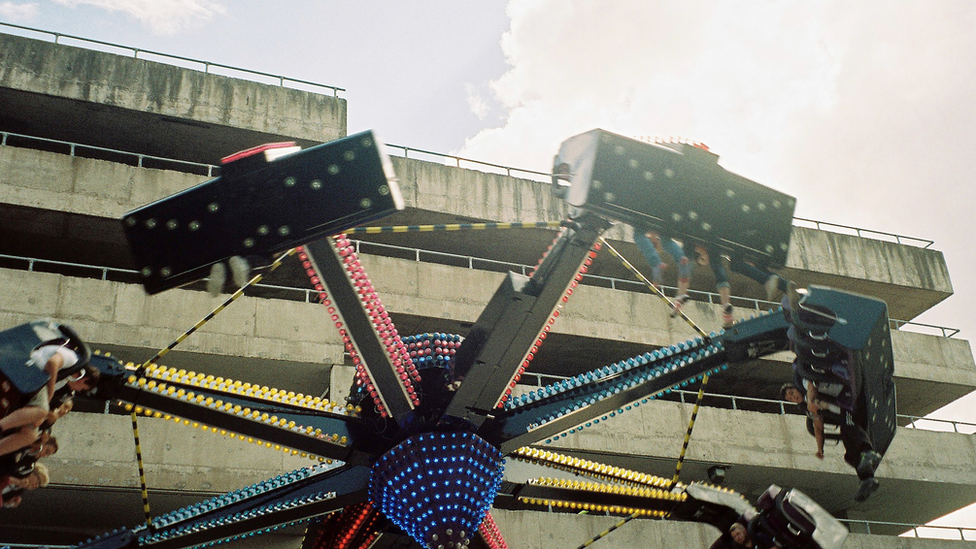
1, 24, 975, 549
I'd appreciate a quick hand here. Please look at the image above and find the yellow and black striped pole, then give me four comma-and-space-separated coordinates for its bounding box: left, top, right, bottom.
130, 412, 153, 529
572, 239, 715, 548
345, 220, 563, 234
597, 237, 708, 339
670, 374, 710, 487
141, 249, 297, 369
599, 237, 711, 484
576, 512, 641, 549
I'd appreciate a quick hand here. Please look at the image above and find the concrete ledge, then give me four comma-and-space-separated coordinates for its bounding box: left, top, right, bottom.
545, 401, 976, 526
50, 413, 314, 493
0, 33, 345, 144
355, 255, 975, 414
0, 145, 954, 322
785, 227, 953, 320
0, 412, 316, 543
0, 145, 204, 218
391, 156, 568, 223
489, 509, 976, 549
390, 156, 953, 320
1, 259, 971, 415
0, 268, 343, 394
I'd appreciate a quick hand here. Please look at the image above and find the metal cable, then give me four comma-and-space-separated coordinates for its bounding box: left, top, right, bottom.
141, 249, 297, 370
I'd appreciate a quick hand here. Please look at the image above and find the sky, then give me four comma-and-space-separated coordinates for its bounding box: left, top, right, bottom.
2, 0, 976, 532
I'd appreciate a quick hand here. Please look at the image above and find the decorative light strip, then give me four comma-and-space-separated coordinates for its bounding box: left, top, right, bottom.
506, 336, 716, 410
141, 362, 356, 416
478, 512, 509, 549
539, 363, 729, 444
528, 477, 687, 502
516, 496, 669, 518
333, 503, 379, 549
495, 231, 600, 409
296, 239, 422, 419
512, 447, 676, 489
401, 333, 461, 371
121, 374, 347, 461
370, 431, 504, 549
149, 462, 343, 531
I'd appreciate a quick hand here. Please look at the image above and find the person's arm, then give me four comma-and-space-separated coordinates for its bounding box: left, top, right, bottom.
813, 414, 825, 459
805, 382, 819, 415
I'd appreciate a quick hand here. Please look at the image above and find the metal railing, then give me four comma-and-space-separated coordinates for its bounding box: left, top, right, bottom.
0, 22, 344, 96
891, 319, 960, 339
793, 216, 934, 249
0, 238, 958, 339
517, 374, 976, 435
0, 24, 940, 251
0, 126, 938, 251
0, 130, 218, 176
840, 518, 976, 540
384, 143, 552, 182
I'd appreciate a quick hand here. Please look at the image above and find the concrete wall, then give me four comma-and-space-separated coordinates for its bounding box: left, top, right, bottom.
1, 254, 971, 411
544, 400, 976, 526
0, 33, 346, 143
391, 156, 568, 223
51, 413, 313, 494
3, 269, 971, 523
356, 255, 975, 398
0, 145, 204, 219
490, 509, 976, 549
24, 407, 976, 546
786, 227, 953, 319
0, 268, 343, 366
0, 145, 952, 322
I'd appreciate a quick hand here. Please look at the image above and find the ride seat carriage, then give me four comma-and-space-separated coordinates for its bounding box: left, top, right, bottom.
747, 485, 848, 549
0, 320, 91, 418
787, 286, 897, 456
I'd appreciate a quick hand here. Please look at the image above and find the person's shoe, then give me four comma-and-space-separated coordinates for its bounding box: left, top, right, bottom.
855, 477, 879, 502
207, 262, 226, 297
764, 274, 780, 302
670, 294, 689, 318
722, 304, 735, 329
228, 255, 251, 288
856, 450, 882, 479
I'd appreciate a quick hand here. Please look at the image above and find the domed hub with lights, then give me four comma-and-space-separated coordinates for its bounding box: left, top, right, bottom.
369, 431, 504, 548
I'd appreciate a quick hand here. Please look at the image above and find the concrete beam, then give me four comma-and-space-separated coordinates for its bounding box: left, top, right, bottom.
542, 401, 976, 528
0, 146, 204, 219
0, 412, 317, 544
1, 255, 971, 415
784, 227, 953, 321
353, 254, 975, 416
0, 268, 343, 395
387, 156, 953, 321
0, 34, 346, 164
489, 509, 976, 549
6, 409, 972, 547
0, 146, 955, 323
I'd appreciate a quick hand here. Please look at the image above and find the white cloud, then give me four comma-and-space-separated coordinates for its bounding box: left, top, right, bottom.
465, 83, 490, 120
50, 0, 226, 35
458, 1, 976, 418
0, 1, 39, 21
460, 0, 849, 174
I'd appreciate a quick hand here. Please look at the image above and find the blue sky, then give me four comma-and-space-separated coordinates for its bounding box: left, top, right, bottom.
3, 0, 976, 530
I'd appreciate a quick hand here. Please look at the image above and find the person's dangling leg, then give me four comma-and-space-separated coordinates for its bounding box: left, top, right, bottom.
670, 241, 693, 317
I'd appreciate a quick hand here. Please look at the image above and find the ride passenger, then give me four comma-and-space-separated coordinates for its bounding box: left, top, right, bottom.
780, 379, 880, 502
634, 229, 687, 289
